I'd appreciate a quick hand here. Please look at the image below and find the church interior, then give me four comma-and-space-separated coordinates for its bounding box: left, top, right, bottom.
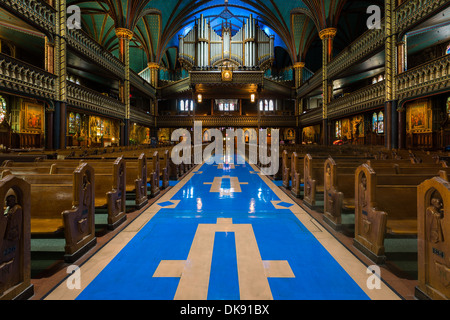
1, 0, 450, 303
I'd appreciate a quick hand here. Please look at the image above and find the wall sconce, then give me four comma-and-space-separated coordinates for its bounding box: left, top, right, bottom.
251, 94, 256, 103
197, 94, 203, 103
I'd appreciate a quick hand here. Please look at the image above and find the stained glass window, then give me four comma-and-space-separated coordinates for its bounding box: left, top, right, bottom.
75, 113, 81, 132
335, 121, 342, 139
180, 100, 185, 111
259, 101, 263, 111
378, 111, 384, 134
269, 100, 274, 111
0, 96, 6, 124
190, 100, 194, 111
68, 112, 75, 134
446, 44, 450, 55
372, 113, 378, 132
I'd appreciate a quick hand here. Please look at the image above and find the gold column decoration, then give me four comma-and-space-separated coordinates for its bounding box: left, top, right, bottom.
147, 62, 160, 88
385, 0, 396, 102
44, 37, 55, 74
385, 0, 398, 150
55, 0, 67, 103
115, 28, 133, 121
319, 28, 337, 145
319, 28, 337, 120
293, 62, 305, 89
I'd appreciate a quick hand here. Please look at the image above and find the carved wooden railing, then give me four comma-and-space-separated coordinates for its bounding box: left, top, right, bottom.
328, 81, 386, 119
67, 81, 125, 119
0, 0, 56, 34
296, 68, 322, 97
298, 107, 323, 127
0, 53, 56, 99
66, 29, 124, 79
396, 0, 450, 36
190, 70, 264, 85
160, 77, 192, 98
328, 20, 385, 79
397, 54, 450, 101
130, 70, 156, 99
130, 108, 155, 127
157, 115, 296, 128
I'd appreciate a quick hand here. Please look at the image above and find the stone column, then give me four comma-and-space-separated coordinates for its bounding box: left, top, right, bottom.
147, 62, 159, 88
319, 28, 337, 146
115, 28, 133, 146
293, 62, 305, 89
385, 0, 398, 149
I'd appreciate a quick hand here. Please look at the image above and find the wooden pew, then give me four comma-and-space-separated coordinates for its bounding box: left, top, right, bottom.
353, 163, 442, 264
416, 175, 450, 300
81, 155, 149, 209
282, 150, 292, 188
291, 152, 308, 198
144, 151, 160, 197
0, 175, 34, 300
159, 150, 170, 189
4, 159, 127, 230
2, 163, 97, 263
323, 158, 449, 231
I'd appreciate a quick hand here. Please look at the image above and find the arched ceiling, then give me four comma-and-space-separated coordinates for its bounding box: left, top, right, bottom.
68, 0, 379, 73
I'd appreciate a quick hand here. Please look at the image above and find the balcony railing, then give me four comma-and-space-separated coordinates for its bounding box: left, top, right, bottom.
328, 81, 386, 119
0, 0, 56, 33
157, 115, 296, 128
67, 29, 124, 79
0, 53, 56, 99
397, 54, 450, 101
327, 20, 385, 79
298, 108, 323, 127
130, 108, 154, 127
396, 0, 450, 35
67, 81, 125, 119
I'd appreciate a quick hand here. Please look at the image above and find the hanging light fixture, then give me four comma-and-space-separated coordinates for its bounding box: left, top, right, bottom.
251, 94, 256, 103
198, 94, 203, 103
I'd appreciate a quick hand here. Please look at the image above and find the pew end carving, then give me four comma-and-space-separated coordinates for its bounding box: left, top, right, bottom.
416, 177, 450, 300
0, 175, 33, 300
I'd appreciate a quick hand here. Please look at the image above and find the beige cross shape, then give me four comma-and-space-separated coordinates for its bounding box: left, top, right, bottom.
153, 218, 294, 300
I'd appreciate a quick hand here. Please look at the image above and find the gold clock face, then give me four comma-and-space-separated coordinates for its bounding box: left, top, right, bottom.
222, 70, 232, 81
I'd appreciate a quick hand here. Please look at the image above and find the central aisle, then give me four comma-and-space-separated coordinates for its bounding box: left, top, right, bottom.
46, 156, 401, 300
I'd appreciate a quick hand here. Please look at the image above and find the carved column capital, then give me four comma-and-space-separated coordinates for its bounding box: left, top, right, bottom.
293, 62, 305, 69
319, 28, 337, 40
115, 28, 134, 40
147, 62, 160, 70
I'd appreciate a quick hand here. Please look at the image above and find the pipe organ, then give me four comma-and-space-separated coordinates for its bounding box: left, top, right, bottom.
179, 14, 274, 69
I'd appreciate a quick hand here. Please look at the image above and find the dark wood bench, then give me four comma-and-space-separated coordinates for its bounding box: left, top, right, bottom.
0, 175, 33, 300
4, 159, 128, 230
159, 150, 170, 189
353, 163, 444, 264
2, 163, 97, 263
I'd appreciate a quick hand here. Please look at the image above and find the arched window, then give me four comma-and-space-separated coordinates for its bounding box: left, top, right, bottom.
335, 121, 342, 139
68, 112, 75, 134
75, 113, 81, 132
372, 113, 378, 132
269, 100, 274, 111
0, 96, 6, 124
377, 111, 384, 133
190, 100, 194, 111
446, 44, 450, 55
180, 100, 185, 111
219, 103, 224, 111
259, 101, 263, 111
264, 100, 269, 111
